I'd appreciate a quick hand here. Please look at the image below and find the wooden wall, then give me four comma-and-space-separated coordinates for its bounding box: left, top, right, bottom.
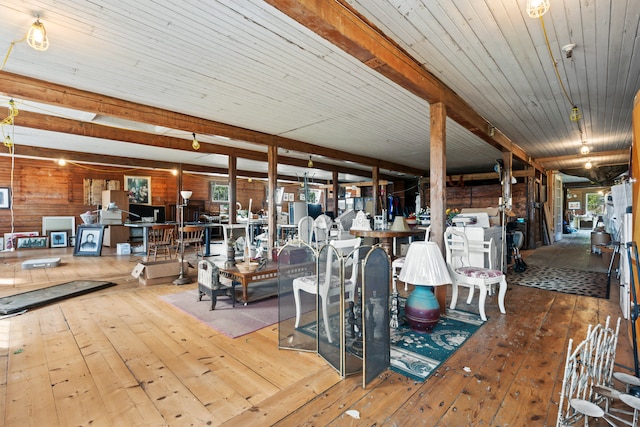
0, 156, 331, 239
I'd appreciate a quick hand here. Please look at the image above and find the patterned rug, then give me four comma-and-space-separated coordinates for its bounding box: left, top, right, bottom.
298, 306, 483, 382
507, 264, 609, 299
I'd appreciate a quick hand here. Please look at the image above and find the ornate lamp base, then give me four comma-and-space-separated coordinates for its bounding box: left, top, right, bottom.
404, 286, 440, 333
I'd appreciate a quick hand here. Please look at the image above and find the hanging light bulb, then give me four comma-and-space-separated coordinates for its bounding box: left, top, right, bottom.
307, 155, 313, 168
191, 132, 200, 150
3, 135, 12, 148
26, 18, 49, 51
570, 106, 581, 122
526, 0, 550, 18
580, 144, 590, 155
585, 160, 593, 169
57, 159, 66, 166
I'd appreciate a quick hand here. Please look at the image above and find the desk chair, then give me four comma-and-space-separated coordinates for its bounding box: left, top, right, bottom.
147, 224, 176, 261
176, 225, 204, 258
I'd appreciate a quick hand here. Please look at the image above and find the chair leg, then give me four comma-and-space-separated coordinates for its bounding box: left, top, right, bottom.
497, 277, 507, 314
466, 287, 475, 304
321, 295, 333, 344
293, 286, 302, 328
449, 283, 459, 310
477, 284, 488, 321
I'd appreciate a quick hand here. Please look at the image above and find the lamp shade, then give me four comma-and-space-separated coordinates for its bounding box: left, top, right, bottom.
180, 190, 193, 200
398, 241, 451, 287
390, 216, 410, 231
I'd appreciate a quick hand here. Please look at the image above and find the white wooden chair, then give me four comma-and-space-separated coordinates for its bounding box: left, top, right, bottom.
313, 214, 332, 247
297, 215, 314, 246
444, 227, 506, 321
392, 226, 430, 293
292, 238, 361, 343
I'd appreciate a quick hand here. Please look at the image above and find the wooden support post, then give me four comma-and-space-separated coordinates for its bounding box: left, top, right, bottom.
372, 166, 380, 215
430, 102, 447, 313
332, 170, 339, 217
268, 146, 278, 254
228, 156, 237, 223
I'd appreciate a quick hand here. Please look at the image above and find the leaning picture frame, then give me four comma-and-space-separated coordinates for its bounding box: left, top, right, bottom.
49, 230, 70, 248
124, 176, 152, 205
74, 225, 105, 256
0, 187, 9, 209
17, 236, 48, 249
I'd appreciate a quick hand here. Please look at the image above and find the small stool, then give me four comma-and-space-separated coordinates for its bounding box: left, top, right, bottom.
197, 260, 231, 310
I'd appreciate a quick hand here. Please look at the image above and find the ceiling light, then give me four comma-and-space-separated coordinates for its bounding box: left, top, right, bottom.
585, 160, 593, 169
580, 145, 590, 155
307, 156, 313, 168
570, 107, 581, 122
191, 132, 200, 150
3, 135, 12, 148
57, 159, 66, 166
526, 0, 550, 18
27, 18, 49, 51
171, 169, 178, 176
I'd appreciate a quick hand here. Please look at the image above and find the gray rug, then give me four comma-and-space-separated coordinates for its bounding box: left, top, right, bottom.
507, 265, 609, 299
0, 280, 116, 315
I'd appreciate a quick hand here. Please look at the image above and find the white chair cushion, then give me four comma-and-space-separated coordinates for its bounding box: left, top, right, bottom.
455, 266, 503, 279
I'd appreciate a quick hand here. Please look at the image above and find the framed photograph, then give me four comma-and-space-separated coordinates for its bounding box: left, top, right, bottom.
17, 236, 48, 249
74, 225, 105, 256
0, 187, 9, 209
0, 237, 3, 251
49, 230, 70, 248
288, 192, 294, 202
69, 236, 76, 247
568, 201, 581, 210
283, 192, 290, 202
124, 176, 151, 205
210, 182, 229, 202
4, 231, 39, 250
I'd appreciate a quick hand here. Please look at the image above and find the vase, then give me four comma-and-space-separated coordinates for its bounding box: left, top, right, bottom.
226, 248, 236, 266
404, 286, 440, 333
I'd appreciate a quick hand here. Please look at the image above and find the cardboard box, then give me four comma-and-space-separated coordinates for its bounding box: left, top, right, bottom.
131, 260, 189, 285
117, 243, 131, 255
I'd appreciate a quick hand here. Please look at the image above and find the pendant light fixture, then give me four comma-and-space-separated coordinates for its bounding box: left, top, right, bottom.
26, 17, 49, 51
307, 155, 313, 168
580, 144, 590, 155
585, 160, 593, 170
191, 132, 200, 150
526, 0, 550, 18
570, 106, 581, 122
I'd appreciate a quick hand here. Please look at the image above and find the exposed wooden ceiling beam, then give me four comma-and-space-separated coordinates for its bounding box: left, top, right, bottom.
265, 0, 543, 172
0, 71, 426, 177
12, 110, 398, 180
536, 149, 629, 165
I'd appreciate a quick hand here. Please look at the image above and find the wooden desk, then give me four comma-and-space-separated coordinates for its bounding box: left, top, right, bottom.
349, 228, 425, 257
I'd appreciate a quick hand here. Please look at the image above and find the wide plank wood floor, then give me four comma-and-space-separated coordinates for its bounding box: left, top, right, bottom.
0, 230, 635, 426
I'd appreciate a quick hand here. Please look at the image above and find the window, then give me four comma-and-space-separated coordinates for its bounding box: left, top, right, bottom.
585, 193, 604, 216
210, 182, 229, 202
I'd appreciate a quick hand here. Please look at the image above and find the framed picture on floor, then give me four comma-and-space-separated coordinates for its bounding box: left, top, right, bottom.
49, 230, 69, 248
74, 225, 105, 256
17, 236, 48, 249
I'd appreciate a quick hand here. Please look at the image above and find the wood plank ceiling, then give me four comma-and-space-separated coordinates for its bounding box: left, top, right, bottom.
0, 0, 637, 183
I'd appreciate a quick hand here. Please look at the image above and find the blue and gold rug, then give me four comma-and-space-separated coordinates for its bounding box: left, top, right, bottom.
390, 309, 483, 381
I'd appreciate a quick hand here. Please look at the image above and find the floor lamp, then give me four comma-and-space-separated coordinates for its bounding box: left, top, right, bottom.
173, 190, 193, 285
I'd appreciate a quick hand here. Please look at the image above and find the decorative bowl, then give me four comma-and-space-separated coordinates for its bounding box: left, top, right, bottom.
236, 262, 259, 274
80, 212, 97, 224
405, 218, 418, 227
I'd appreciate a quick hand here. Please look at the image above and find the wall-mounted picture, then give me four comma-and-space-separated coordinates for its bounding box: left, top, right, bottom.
282, 192, 290, 202
210, 182, 229, 202
124, 176, 151, 205
49, 230, 70, 248
568, 201, 581, 210
17, 236, 48, 249
74, 225, 105, 256
0, 187, 10, 209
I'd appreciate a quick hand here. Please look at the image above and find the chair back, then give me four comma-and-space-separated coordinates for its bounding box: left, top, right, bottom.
298, 216, 314, 244
327, 238, 361, 284
313, 214, 333, 246
197, 259, 222, 290
150, 224, 175, 245
444, 227, 471, 269
180, 225, 204, 240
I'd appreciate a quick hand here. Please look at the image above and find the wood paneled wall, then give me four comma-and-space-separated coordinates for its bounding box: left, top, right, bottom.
0, 157, 328, 237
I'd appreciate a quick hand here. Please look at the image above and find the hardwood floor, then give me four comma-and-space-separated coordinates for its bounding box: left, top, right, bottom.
0, 230, 635, 426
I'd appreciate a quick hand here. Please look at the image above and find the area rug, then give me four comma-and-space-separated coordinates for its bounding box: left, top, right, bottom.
0, 280, 117, 315
507, 264, 609, 299
159, 288, 278, 338
298, 306, 483, 382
